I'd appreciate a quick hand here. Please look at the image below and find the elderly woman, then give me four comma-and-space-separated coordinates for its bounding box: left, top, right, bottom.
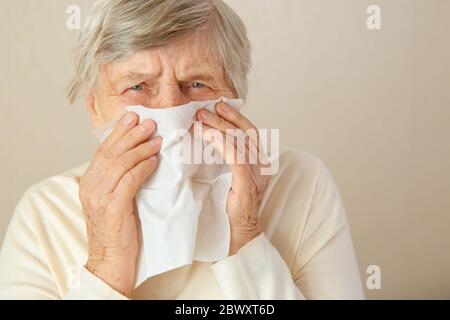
0, 0, 363, 300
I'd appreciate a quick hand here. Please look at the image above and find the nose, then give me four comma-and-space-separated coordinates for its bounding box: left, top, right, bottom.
151, 82, 190, 109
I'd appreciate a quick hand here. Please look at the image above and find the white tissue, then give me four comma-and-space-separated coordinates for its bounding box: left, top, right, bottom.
93, 97, 244, 288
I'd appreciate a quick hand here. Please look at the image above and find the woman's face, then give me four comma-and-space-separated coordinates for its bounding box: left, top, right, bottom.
86, 34, 237, 128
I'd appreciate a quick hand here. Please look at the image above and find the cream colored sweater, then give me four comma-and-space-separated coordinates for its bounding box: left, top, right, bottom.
0, 150, 364, 300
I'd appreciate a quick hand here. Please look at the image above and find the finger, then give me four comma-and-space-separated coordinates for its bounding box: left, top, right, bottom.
197, 108, 238, 134
115, 155, 160, 200
199, 104, 261, 156
217, 103, 262, 150
215, 102, 257, 132
97, 112, 139, 156
195, 123, 244, 166
196, 108, 257, 165
195, 124, 262, 198
99, 137, 162, 192
195, 122, 267, 181
106, 119, 157, 159
199, 126, 253, 193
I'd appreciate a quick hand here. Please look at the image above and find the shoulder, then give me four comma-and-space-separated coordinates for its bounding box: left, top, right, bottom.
260, 148, 341, 245
271, 149, 343, 214
260, 149, 329, 225
25, 163, 88, 198
14, 163, 89, 225
278, 149, 325, 173
270, 149, 328, 193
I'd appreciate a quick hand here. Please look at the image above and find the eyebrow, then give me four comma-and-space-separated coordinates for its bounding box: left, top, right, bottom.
113, 65, 222, 90
180, 73, 217, 84
110, 71, 154, 93
178, 64, 223, 84
117, 72, 154, 84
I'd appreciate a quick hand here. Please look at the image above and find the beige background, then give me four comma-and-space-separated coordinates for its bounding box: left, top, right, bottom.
1, 0, 449, 299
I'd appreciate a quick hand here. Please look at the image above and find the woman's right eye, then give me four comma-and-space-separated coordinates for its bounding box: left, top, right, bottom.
130, 84, 144, 91
191, 82, 206, 89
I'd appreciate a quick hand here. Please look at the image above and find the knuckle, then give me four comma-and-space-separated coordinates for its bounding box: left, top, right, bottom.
217, 117, 228, 129
128, 128, 142, 141
123, 170, 138, 186
97, 145, 116, 160
113, 156, 130, 171
86, 196, 97, 211
96, 145, 108, 156
104, 149, 117, 160
228, 109, 239, 121
82, 192, 100, 212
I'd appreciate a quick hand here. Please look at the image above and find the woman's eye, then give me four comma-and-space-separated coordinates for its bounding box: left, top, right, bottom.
191, 82, 206, 89
130, 84, 144, 91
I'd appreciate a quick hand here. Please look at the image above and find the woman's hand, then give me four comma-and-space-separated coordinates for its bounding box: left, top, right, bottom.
196, 103, 271, 255
79, 112, 162, 297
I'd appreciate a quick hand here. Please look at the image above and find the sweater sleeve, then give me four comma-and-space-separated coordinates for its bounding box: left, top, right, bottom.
210, 160, 364, 300
0, 190, 127, 300
292, 161, 365, 299
211, 233, 306, 299
63, 267, 128, 300
0, 191, 60, 299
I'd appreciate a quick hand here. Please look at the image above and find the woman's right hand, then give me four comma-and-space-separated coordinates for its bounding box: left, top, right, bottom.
79, 112, 162, 297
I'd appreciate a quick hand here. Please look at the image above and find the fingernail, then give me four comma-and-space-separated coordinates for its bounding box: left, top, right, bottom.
218, 103, 230, 113
150, 136, 162, 146
122, 112, 136, 126
200, 109, 212, 120
141, 120, 155, 132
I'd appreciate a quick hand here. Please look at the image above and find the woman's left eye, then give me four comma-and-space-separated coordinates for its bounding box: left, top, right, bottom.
130, 84, 144, 91
191, 82, 206, 89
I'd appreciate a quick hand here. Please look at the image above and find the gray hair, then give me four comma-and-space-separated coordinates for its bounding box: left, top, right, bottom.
68, 0, 252, 104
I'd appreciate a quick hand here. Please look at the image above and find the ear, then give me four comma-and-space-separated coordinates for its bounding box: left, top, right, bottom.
85, 92, 102, 128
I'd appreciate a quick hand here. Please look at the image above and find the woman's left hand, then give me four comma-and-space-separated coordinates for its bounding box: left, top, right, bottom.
196, 102, 271, 255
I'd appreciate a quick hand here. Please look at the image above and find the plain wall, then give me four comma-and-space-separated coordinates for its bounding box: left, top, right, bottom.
1, 0, 449, 299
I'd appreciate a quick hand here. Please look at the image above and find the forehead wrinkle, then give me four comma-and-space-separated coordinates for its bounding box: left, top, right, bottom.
177, 63, 221, 82
171, 30, 221, 65
115, 51, 162, 78
104, 55, 163, 93
174, 45, 223, 82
